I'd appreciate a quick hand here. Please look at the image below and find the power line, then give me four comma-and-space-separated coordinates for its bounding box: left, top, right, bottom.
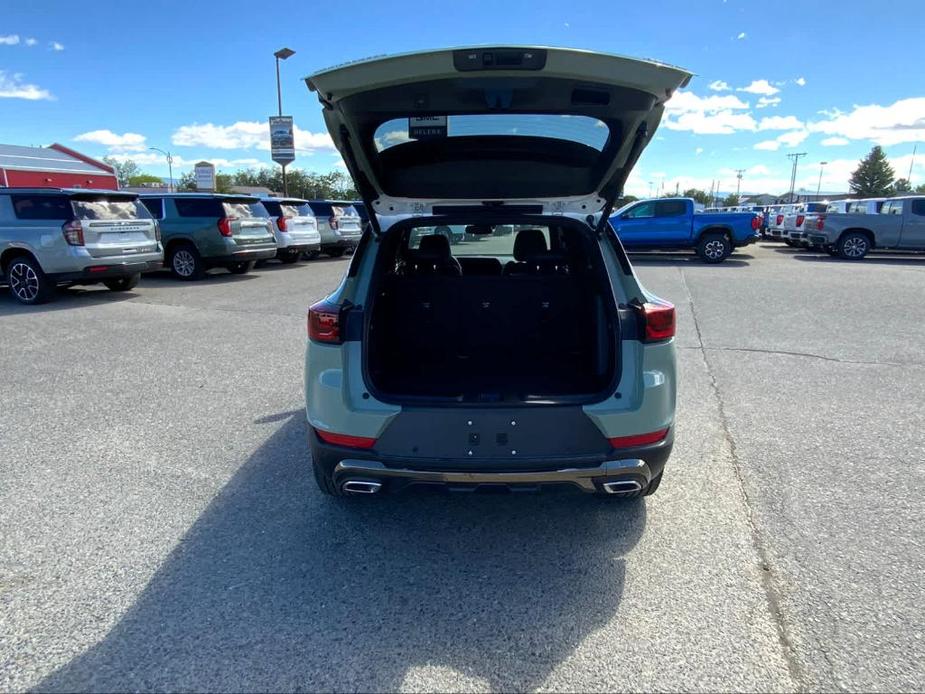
786, 152, 807, 203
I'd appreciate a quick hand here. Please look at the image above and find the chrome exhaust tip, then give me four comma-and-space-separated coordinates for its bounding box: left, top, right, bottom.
602, 479, 643, 495
341, 480, 383, 495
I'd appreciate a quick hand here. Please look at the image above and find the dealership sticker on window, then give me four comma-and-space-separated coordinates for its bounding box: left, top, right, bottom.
409, 116, 447, 139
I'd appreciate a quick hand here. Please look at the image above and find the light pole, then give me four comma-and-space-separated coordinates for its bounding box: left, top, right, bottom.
816, 161, 828, 198
787, 152, 807, 203
149, 147, 174, 192
735, 168, 745, 201
274, 47, 295, 196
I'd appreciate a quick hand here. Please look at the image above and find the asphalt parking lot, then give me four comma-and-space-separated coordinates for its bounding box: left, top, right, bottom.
1, 242, 923, 692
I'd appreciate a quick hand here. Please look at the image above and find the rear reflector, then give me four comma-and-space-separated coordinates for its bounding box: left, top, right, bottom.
315, 428, 377, 449
609, 428, 669, 449
636, 299, 676, 342
87, 266, 109, 273
308, 300, 343, 343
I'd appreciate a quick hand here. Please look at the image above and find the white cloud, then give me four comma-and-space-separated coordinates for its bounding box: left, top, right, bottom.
75, 129, 147, 151
747, 164, 771, 175
171, 120, 336, 154
736, 32, 747, 40
708, 80, 731, 92
664, 90, 756, 135
756, 96, 781, 108
795, 77, 806, 87
1, 34, 20, 45
821, 137, 850, 146
25, 37, 37, 47
758, 115, 804, 131
695, 147, 704, 155
754, 140, 781, 151
0, 70, 53, 100
807, 97, 925, 146
105, 152, 266, 169
737, 79, 780, 96
50, 41, 64, 51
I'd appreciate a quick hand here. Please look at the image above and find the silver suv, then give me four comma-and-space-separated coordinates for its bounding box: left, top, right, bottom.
303, 47, 686, 498
0, 188, 162, 304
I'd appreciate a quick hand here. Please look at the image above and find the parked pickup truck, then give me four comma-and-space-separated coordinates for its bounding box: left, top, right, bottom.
611, 197, 761, 263
807, 196, 925, 259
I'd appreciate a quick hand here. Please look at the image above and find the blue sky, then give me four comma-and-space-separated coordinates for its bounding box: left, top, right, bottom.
2, 0, 924, 196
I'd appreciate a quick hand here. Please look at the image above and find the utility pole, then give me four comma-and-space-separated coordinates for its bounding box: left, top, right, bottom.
909, 144, 917, 186
734, 169, 745, 200
816, 161, 828, 198
787, 152, 807, 203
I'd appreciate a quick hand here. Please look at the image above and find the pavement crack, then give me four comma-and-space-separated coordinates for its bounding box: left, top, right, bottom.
688, 345, 908, 368
678, 268, 808, 689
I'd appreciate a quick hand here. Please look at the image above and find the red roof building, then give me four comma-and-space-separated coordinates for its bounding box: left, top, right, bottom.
0, 143, 118, 189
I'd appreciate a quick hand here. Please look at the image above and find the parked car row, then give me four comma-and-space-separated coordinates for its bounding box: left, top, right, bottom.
0, 187, 363, 303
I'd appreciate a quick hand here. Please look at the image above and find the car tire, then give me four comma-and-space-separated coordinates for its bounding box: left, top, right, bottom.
169, 243, 205, 281
303, 250, 321, 261
279, 251, 301, 264
783, 239, 796, 247
103, 274, 140, 292
6, 255, 54, 305
327, 247, 346, 258
825, 246, 839, 257
837, 232, 870, 260
696, 233, 732, 263
312, 459, 345, 496
227, 261, 256, 275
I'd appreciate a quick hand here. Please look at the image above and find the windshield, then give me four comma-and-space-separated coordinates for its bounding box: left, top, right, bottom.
72, 199, 152, 221
222, 202, 269, 218
374, 114, 609, 153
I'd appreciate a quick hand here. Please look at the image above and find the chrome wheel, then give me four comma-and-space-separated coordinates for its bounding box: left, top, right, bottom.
172, 249, 196, 277
9, 261, 40, 302
704, 239, 727, 260
843, 236, 868, 258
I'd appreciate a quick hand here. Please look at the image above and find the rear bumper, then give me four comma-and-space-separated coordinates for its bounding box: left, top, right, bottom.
49, 259, 162, 282
310, 429, 673, 494
205, 247, 277, 265
736, 233, 759, 246
278, 242, 321, 255
322, 237, 360, 250
807, 233, 832, 246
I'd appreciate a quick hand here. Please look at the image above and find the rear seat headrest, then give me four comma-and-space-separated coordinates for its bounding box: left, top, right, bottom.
513, 229, 547, 261
418, 234, 452, 258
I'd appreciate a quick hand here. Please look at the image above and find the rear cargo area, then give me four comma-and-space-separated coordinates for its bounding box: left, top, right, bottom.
366, 224, 618, 404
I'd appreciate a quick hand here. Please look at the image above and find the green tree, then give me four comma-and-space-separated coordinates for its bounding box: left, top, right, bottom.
892, 178, 912, 194
683, 188, 711, 205
722, 193, 740, 207
177, 171, 197, 191
102, 156, 141, 187
849, 146, 895, 197
127, 174, 164, 187
916, 183, 925, 194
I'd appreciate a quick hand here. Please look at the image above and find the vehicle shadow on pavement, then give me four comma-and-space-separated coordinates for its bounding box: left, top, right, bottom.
0, 287, 138, 316
140, 270, 260, 286
628, 252, 751, 267
785, 252, 925, 266
38, 414, 645, 692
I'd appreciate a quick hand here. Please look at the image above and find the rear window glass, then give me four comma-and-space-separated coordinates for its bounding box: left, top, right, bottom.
174, 198, 224, 218
911, 199, 925, 216
805, 203, 827, 213
261, 200, 283, 216
72, 199, 152, 221
281, 204, 308, 218
310, 202, 357, 218
374, 114, 609, 152
11, 195, 72, 221
408, 225, 549, 258
223, 201, 269, 218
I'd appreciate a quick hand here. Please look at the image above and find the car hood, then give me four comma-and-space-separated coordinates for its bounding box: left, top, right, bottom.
306, 46, 691, 218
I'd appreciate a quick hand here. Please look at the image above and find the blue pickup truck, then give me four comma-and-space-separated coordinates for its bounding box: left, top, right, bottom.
610, 197, 761, 263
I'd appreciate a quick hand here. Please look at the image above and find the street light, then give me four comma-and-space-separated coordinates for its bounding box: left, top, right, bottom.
149, 147, 174, 192
273, 47, 296, 195
816, 161, 828, 198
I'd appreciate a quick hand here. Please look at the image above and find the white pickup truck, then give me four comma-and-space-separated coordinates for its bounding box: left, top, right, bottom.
807, 196, 925, 259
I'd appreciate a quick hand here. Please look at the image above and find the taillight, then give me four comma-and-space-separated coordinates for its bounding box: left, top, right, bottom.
217, 216, 236, 237
308, 300, 343, 343
751, 215, 761, 230
153, 220, 161, 243
816, 216, 826, 231
796, 214, 805, 227
776, 214, 784, 225
635, 299, 676, 342
314, 428, 377, 449
328, 215, 339, 231
277, 216, 288, 232
608, 428, 670, 449
62, 220, 84, 246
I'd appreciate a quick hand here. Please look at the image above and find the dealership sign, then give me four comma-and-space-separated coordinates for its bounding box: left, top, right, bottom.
269, 116, 296, 165
194, 161, 216, 191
